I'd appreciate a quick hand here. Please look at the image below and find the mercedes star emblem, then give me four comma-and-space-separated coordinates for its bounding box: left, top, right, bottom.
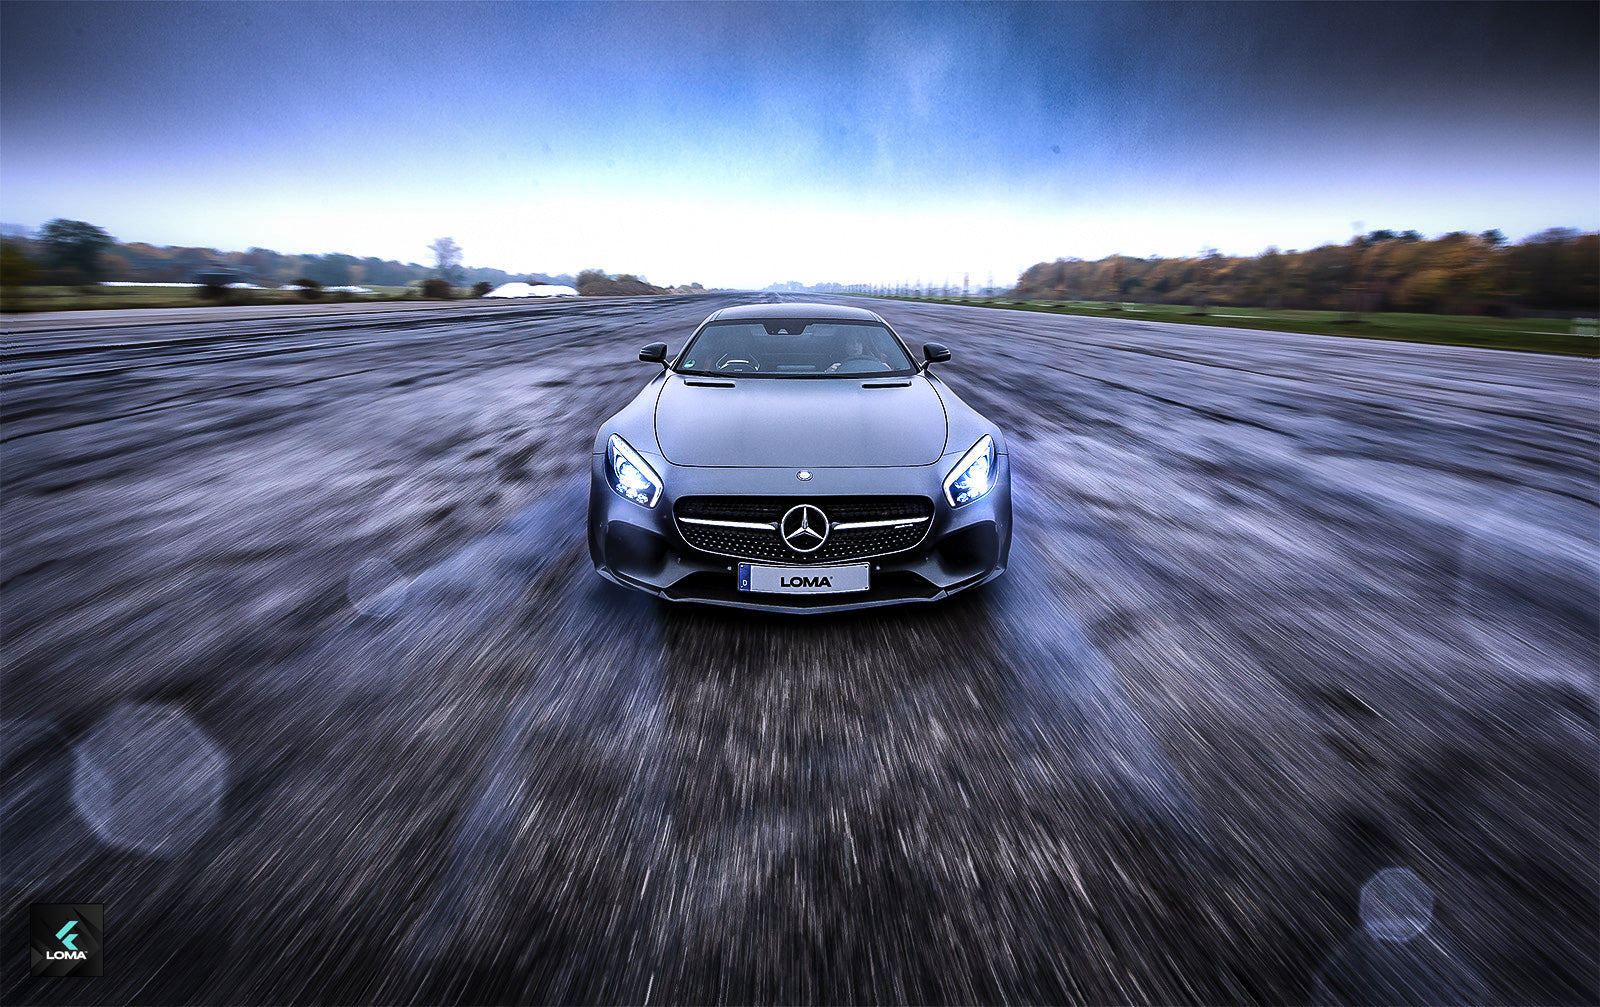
779, 503, 829, 553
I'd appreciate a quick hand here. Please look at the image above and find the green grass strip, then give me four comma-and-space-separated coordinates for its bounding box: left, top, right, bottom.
867, 295, 1598, 357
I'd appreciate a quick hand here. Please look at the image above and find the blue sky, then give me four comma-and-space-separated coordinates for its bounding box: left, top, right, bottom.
2, 1, 1595, 287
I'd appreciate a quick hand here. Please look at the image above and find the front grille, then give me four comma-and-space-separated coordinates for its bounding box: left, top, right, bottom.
674, 495, 934, 564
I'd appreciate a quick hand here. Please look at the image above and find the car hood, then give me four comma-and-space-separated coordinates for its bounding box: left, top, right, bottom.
654, 375, 948, 467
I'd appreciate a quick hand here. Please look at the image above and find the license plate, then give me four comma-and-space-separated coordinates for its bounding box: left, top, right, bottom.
738, 562, 870, 594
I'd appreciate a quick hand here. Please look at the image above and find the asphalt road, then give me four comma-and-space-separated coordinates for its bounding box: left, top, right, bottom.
3, 295, 1596, 1005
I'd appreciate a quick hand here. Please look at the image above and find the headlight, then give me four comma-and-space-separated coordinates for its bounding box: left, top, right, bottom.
606, 434, 663, 508
943, 434, 995, 508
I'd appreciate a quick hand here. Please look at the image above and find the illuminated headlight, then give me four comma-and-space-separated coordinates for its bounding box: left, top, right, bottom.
606, 434, 663, 508
943, 435, 995, 508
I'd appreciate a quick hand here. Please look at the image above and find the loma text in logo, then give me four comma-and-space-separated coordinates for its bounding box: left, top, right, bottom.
781, 575, 832, 588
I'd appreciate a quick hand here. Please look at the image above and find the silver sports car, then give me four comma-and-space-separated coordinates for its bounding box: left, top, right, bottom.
588, 302, 1011, 612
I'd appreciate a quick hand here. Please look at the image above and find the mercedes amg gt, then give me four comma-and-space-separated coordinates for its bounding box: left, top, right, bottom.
588, 302, 1011, 611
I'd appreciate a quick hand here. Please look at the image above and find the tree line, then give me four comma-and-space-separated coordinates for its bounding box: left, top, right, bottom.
1013, 229, 1598, 315
0, 220, 558, 290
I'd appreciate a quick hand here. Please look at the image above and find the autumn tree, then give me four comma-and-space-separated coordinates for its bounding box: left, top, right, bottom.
1, 239, 37, 289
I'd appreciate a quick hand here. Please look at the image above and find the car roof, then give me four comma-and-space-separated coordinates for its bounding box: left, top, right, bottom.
707, 302, 884, 323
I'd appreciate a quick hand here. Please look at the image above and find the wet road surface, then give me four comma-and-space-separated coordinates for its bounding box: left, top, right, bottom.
3, 295, 1596, 1004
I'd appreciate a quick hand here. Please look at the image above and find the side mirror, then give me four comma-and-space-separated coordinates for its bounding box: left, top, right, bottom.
923, 343, 951, 364
639, 342, 668, 365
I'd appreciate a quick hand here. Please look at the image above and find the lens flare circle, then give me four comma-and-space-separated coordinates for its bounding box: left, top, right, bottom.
1360, 867, 1433, 943
71, 703, 229, 857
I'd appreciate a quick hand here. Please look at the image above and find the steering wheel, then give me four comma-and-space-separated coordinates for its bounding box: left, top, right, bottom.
717, 357, 759, 372
838, 355, 888, 371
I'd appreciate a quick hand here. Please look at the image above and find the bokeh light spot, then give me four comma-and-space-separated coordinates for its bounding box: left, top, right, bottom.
1360, 866, 1434, 943
71, 703, 229, 857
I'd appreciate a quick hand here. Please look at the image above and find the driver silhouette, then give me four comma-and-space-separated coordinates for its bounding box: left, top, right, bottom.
826, 333, 887, 372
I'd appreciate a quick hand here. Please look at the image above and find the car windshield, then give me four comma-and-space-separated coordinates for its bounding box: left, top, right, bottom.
675, 319, 917, 377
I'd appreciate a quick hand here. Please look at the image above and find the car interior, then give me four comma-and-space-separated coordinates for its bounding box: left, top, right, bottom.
681, 321, 909, 374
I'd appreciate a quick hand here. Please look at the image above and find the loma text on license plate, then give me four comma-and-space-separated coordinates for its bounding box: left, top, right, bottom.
738, 563, 870, 594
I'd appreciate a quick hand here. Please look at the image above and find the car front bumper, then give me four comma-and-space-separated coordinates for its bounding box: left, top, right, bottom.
588, 450, 1011, 613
